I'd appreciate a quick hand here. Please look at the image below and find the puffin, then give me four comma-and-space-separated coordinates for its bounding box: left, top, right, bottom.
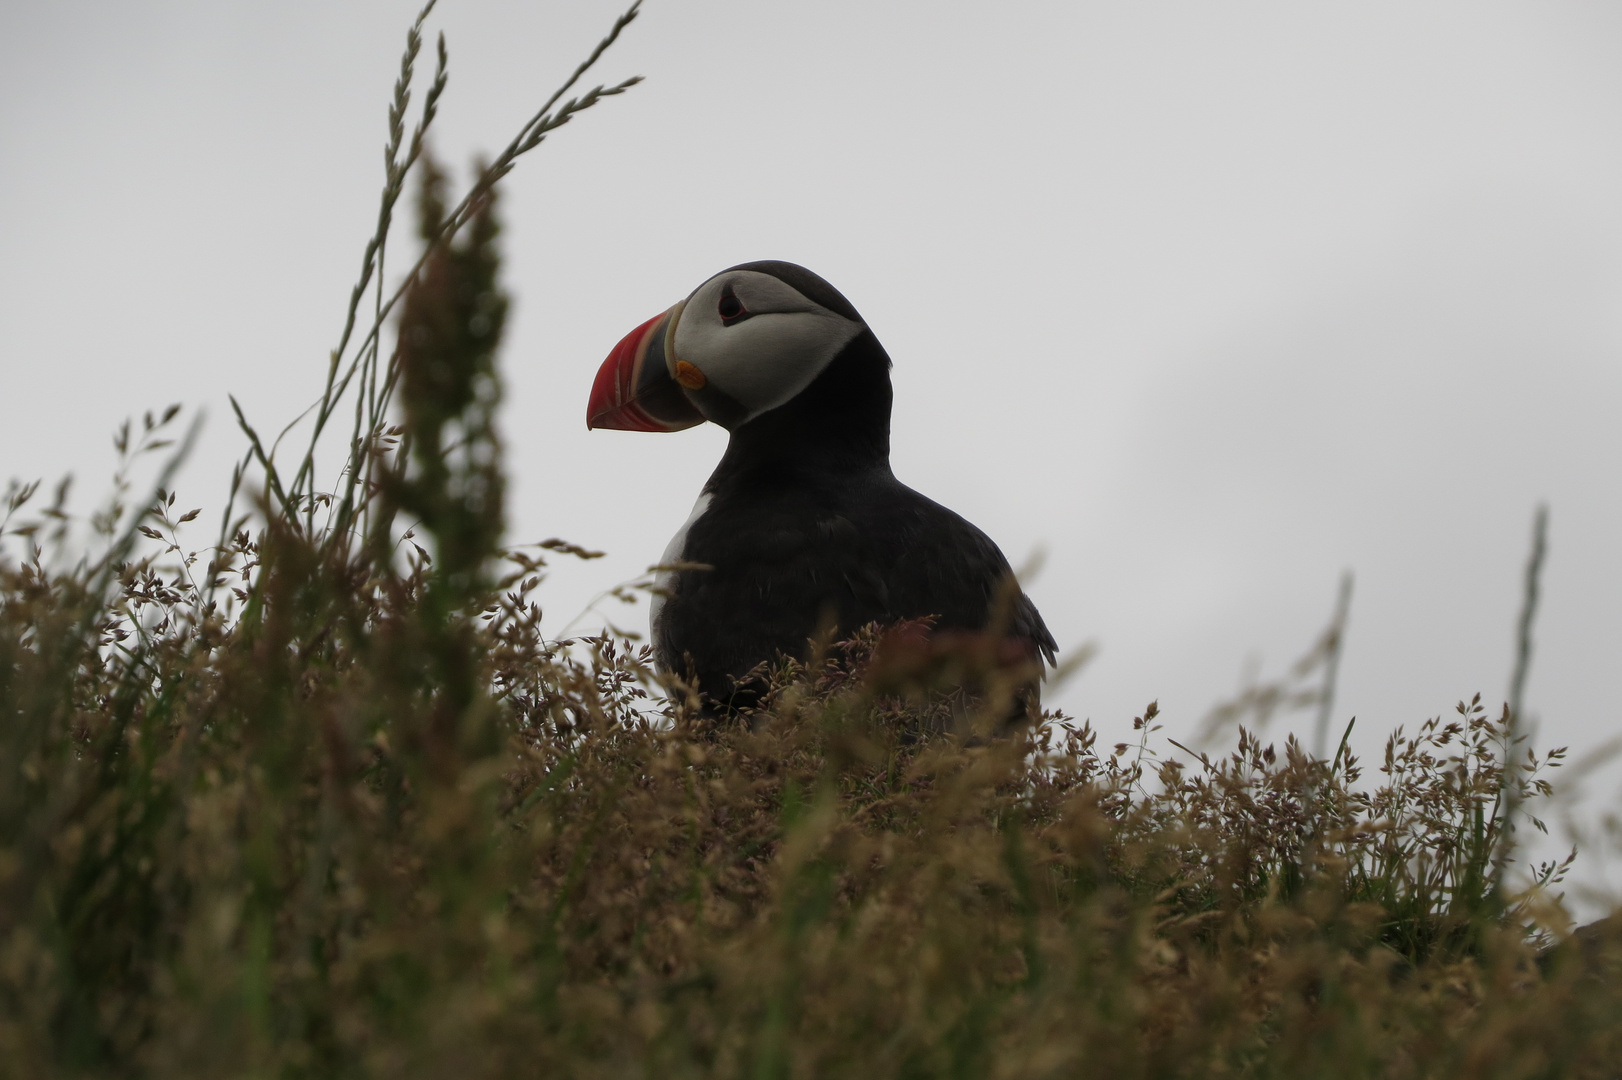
586, 260, 1056, 721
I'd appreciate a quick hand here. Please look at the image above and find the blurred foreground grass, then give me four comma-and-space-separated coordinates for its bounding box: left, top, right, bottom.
2, 5, 1618, 1076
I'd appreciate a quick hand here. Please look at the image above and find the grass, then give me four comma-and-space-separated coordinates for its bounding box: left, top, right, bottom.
1, 5, 1618, 1076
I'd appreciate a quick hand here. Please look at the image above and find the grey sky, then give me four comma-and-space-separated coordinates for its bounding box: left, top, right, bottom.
4, 1, 1620, 906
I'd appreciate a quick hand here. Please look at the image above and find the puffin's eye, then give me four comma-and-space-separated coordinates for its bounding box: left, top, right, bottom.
717, 291, 747, 324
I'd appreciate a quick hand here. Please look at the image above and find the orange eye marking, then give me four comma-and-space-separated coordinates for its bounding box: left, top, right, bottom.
674, 360, 707, 390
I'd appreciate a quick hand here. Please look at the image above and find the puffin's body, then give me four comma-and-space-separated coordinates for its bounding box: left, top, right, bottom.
588, 261, 1055, 713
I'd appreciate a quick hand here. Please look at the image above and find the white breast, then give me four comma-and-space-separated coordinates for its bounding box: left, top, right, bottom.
648, 491, 713, 658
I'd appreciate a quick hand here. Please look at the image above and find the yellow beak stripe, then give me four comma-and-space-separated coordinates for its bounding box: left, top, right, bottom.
674, 360, 707, 390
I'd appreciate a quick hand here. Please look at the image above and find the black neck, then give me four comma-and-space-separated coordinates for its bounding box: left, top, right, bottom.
707, 331, 893, 490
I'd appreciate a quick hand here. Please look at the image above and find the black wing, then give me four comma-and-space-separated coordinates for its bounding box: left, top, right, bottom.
658, 472, 1055, 706
865, 480, 1057, 666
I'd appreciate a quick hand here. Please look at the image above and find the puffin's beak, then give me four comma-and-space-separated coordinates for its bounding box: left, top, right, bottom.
586, 303, 706, 432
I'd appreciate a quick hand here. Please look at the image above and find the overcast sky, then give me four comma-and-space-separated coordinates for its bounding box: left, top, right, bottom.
4, 1, 1621, 908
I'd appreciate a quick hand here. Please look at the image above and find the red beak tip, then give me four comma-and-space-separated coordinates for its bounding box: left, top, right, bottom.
587, 310, 679, 434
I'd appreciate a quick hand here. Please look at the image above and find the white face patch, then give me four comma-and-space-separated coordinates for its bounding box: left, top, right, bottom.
648, 491, 713, 656
669, 270, 864, 428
